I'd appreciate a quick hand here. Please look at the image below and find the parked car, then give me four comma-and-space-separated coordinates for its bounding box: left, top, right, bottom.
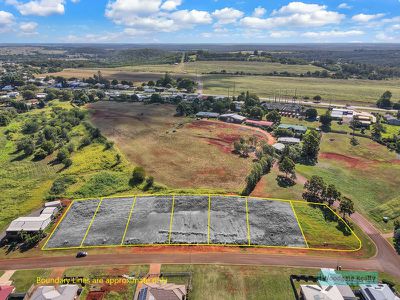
76, 251, 88, 258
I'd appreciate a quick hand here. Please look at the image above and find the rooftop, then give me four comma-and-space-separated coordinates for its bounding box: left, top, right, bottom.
359, 284, 400, 300
6, 215, 52, 233
138, 283, 187, 300
278, 124, 307, 132
28, 285, 79, 300
0, 285, 15, 300
245, 120, 274, 127
301, 285, 344, 300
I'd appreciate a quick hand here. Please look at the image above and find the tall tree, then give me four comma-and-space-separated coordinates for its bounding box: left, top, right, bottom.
303, 176, 326, 203
339, 198, 355, 220
376, 91, 393, 108
323, 184, 341, 206
302, 129, 321, 163
279, 156, 296, 180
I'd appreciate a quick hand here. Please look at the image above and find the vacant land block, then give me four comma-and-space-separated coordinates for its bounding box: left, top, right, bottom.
45, 199, 100, 248
209, 196, 248, 245
170, 196, 209, 244
82, 197, 134, 246
124, 196, 172, 245
247, 199, 305, 247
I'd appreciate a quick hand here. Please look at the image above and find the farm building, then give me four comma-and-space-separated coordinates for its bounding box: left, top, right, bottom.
196, 112, 220, 119
277, 137, 301, 144
261, 102, 302, 115
330, 108, 354, 121
44, 200, 62, 208
244, 120, 274, 129
385, 115, 400, 126
359, 284, 400, 300
272, 143, 285, 153
136, 283, 187, 300
278, 124, 307, 135
219, 114, 247, 124
27, 285, 79, 300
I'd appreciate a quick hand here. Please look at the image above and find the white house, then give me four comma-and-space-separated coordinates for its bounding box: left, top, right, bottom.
301, 285, 344, 300
359, 284, 400, 300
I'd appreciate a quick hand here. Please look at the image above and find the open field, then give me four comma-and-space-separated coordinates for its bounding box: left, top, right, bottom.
202, 75, 400, 105
251, 132, 400, 233
42, 195, 364, 251
10, 269, 51, 292
89, 102, 273, 193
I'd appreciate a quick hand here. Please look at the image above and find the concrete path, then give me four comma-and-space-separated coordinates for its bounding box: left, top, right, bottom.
0, 270, 15, 286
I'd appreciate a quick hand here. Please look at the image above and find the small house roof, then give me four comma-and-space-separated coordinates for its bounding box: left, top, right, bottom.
359, 284, 400, 300
245, 120, 274, 127
277, 137, 301, 144
0, 285, 15, 300
6, 215, 52, 233
278, 124, 307, 132
301, 285, 344, 300
29, 285, 79, 300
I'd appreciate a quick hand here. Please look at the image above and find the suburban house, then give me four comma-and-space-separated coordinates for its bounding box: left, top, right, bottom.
232, 101, 245, 111
300, 285, 344, 300
244, 120, 274, 129
1, 85, 14, 91
331, 108, 354, 121
277, 137, 301, 144
359, 284, 400, 300
278, 124, 307, 135
385, 115, 400, 126
261, 102, 302, 116
6, 206, 59, 239
219, 113, 247, 124
136, 283, 187, 300
0, 285, 15, 300
26, 285, 80, 300
7, 92, 19, 98
318, 269, 357, 300
195, 112, 220, 119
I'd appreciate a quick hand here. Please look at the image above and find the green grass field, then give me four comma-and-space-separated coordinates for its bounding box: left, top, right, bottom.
10, 269, 51, 292
292, 202, 361, 250
202, 75, 400, 105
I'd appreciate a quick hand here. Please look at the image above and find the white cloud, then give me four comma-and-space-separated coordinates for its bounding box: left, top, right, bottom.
352, 13, 385, 23
105, 0, 211, 32
302, 30, 364, 38
338, 3, 351, 9
269, 31, 295, 38
375, 32, 396, 41
0, 10, 14, 26
6, 0, 65, 16
212, 7, 244, 25
161, 0, 181, 11
241, 2, 344, 30
19, 21, 38, 33
253, 6, 266, 17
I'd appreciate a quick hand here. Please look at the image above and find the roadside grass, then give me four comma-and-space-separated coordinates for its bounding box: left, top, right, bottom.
89, 102, 269, 193
202, 75, 400, 105
292, 202, 361, 250
10, 269, 51, 292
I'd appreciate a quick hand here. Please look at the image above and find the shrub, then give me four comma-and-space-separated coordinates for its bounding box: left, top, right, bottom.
131, 167, 146, 185
144, 176, 154, 190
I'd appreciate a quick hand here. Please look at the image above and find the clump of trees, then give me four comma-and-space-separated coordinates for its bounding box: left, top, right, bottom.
302, 176, 342, 206
394, 220, 400, 254
131, 166, 146, 186
301, 129, 321, 164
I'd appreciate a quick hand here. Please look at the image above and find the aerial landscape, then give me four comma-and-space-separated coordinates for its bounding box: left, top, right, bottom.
0, 0, 400, 299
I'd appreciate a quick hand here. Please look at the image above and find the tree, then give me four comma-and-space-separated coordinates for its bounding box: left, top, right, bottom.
313, 95, 322, 102
371, 121, 385, 141
79, 136, 92, 148
305, 108, 318, 120
394, 228, 400, 254
279, 156, 296, 180
57, 148, 69, 162
302, 130, 321, 162
150, 93, 163, 103
23, 141, 35, 156
266, 110, 281, 124
249, 107, 263, 120
320, 111, 332, 130
63, 158, 73, 168
131, 167, 146, 185
34, 148, 48, 160
144, 176, 154, 190
303, 176, 326, 203
22, 90, 36, 100
41, 141, 55, 155
323, 184, 341, 206
339, 198, 355, 220
376, 91, 393, 108
0, 112, 11, 126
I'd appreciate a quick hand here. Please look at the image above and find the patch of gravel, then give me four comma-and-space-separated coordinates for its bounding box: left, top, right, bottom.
209, 196, 248, 245
247, 198, 305, 247
45, 199, 100, 249
170, 196, 209, 244
123, 196, 172, 245
82, 197, 134, 246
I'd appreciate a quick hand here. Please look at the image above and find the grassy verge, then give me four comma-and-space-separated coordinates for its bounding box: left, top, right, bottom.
10, 269, 51, 292
292, 202, 361, 250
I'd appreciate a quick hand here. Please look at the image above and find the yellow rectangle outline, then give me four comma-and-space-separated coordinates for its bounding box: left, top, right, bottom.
120, 196, 137, 245
290, 201, 309, 248
42, 194, 362, 253
245, 197, 251, 246
80, 198, 103, 247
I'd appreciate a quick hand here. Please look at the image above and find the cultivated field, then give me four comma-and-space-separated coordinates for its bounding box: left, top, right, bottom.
43, 195, 360, 251
89, 102, 273, 192
202, 75, 400, 105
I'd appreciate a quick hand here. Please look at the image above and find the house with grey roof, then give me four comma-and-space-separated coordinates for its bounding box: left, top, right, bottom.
277, 137, 301, 144
278, 124, 307, 135
219, 114, 247, 124
27, 285, 79, 300
136, 283, 187, 300
301, 285, 344, 300
359, 284, 400, 300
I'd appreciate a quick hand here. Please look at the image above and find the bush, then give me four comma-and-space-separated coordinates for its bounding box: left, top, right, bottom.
79, 136, 92, 148
144, 176, 154, 190
34, 148, 48, 160
131, 167, 146, 185
57, 148, 70, 162
63, 158, 73, 168
50, 176, 77, 195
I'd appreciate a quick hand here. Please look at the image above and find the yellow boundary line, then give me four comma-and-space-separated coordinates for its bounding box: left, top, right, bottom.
245, 197, 251, 246
290, 201, 309, 248
79, 198, 103, 247
42, 195, 362, 252
120, 196, 137, 245
207, 195, 211, 245
168, 195, 175, 244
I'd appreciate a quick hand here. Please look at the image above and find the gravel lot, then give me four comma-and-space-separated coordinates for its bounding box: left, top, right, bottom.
209, 196, 248, 245
83, 197, 134, 246
247, 198, 305, 247
45, 199, 100, 249
170, 196, 209, 244
123, 196, 173, 245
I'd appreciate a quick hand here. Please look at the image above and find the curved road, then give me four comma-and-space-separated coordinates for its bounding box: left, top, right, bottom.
0, 210, 399, 278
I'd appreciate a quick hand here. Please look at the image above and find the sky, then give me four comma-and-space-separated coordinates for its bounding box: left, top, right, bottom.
0, 0, 399, 43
